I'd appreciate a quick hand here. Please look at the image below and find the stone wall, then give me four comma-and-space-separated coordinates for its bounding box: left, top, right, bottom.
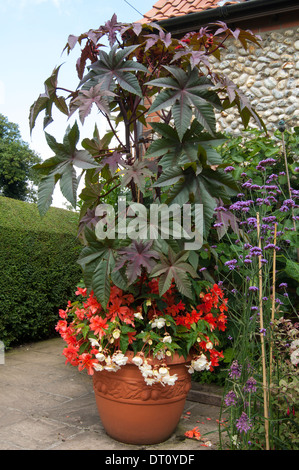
209, 26, 299, 134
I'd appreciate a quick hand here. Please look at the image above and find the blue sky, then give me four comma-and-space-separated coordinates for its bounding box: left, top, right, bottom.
0, 0, 155, 206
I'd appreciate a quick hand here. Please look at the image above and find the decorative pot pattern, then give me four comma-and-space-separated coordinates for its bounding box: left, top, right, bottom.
93, 352, 191, 445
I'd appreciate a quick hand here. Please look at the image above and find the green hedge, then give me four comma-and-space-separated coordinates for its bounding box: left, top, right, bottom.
0, 197, 82, 348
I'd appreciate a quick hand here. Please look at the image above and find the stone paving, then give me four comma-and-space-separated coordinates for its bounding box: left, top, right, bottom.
0, 337, 225, 451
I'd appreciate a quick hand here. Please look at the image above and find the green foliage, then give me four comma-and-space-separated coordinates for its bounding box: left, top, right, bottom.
0, 197, 81, 347
0, 114, 42, 202
210, 128, 299, 450
30, 17, 265, 303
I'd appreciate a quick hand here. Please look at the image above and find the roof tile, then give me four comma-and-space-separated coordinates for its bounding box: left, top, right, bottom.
141, 0, 243, 22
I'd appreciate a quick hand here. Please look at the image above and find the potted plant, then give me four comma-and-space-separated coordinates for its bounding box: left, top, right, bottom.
30, 14, 264, 444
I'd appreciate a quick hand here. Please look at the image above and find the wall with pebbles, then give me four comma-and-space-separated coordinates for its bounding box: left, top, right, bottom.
210, 27, 299, 134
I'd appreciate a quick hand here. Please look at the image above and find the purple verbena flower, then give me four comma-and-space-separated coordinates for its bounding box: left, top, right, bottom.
250, 246, 262, 256
264, 184, 278, 191
266, 174, 278, 182
283, 198, 295, 207
262, 216, 277, 223
224, 166, 235, 173
259, 158, 277, 167
264, 244, 280, 251
256, 198, 264, 205
279, 282, 288, 288
246, 217, 257, 226
224, 259, 238, 270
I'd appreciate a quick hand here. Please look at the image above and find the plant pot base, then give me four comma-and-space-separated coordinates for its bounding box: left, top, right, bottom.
93, 353, 191, 445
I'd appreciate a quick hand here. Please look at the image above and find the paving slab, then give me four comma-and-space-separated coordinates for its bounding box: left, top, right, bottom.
0, 337, 226, 453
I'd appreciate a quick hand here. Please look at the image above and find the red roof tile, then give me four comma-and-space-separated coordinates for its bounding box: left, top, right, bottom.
140, 0, 243, 23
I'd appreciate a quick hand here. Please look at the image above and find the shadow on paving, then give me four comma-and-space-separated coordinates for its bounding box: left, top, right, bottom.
0, 337, 227, 451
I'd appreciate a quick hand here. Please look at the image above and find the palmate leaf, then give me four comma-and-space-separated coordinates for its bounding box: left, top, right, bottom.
81, 125, 114, 157
119, 160, 154, 192
150, 249, 198, 299
80, 44, 148, 97
146, 120, 226, 170
99, 151, 126, 175
69, 83, 115, 124
153, 162, 239, 238
146, 66, 221, 139
114, 240, 159, 284
29, 65, 69, 133
34, 122, 99, 214
215, 74, 266, 132
214, 206, 240, 240
78, 234, 125, 308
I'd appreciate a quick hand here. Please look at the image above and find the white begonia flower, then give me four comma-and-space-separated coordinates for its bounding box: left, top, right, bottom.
89, 338, 100, 347
144, 377, 156, 385
104, 356, 121, 372
95, 352, 106, 362
162, 335, 172, 343
162, 374, 178, 386
139, 361, 154, 378
158, 366, 169, 376
112, 329, 121, 339
151, 317, 166, 329
112, 352, 128, 366
191, 354, 209, 372
93, 363, 104, 371
132, 355, 143, 366
104, 363, 121, 372
206, 341, 213, 350
155, 351, 165, 360
134, 311, 143, 320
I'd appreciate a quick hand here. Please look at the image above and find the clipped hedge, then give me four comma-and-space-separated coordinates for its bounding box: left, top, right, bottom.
0, 197, 82, 348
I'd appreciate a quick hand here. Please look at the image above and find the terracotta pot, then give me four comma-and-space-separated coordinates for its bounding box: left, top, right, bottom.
92, 351, 191, 445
